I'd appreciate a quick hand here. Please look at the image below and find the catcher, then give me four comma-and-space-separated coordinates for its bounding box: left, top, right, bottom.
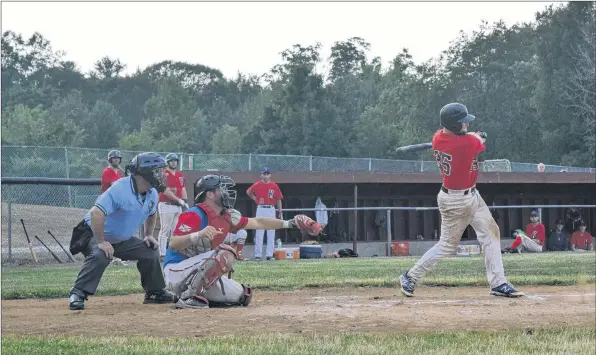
163, 174, 323, 309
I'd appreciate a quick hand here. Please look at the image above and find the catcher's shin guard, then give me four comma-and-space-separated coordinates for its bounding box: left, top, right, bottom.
205, 278, 254, 308
180, 244, 238, 300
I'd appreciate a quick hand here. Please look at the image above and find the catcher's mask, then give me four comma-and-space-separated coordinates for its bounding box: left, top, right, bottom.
194, 175, 237, 209
125, 152, 167, 193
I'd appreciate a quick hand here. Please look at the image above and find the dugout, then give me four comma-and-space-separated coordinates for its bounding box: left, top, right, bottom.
183, 171, 596, 245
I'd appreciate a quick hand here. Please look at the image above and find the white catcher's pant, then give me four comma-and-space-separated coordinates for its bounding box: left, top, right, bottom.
164, 251, 244, 304
158, 202, 182, 257
408, 188, 508, 289
517, 235, 543, 253
254, 205, 276, 258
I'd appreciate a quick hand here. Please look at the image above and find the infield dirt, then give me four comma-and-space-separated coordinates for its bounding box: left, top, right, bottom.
2, 285, 595, 338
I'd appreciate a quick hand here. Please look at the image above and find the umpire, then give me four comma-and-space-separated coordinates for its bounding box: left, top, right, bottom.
68, 152, 177, 310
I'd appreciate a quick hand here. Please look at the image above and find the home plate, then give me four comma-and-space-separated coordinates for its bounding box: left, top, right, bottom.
525, 295, 547, 301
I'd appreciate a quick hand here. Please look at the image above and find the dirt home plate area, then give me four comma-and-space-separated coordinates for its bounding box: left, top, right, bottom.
3, 285, 595, 338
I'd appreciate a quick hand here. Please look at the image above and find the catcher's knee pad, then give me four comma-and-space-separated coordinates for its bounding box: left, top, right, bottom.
205, 277, 253, 308
181, 245, 237, 299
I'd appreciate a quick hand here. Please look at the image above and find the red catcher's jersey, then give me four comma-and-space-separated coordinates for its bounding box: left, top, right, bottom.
247, 181, 283, 205
173, 203, 248, 248
159, 169, 185, 202
101, 167, 123, 193
432, 130, 485, 190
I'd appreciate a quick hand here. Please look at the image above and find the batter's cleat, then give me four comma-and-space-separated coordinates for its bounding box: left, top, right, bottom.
399, 272, 416, 297
143, 289, 178, 304
490, 283, 525, 298
68, 289, 88, 311
175, 296, 209, 309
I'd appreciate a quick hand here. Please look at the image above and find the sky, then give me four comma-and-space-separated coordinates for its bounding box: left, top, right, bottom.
1, 1, 561, 79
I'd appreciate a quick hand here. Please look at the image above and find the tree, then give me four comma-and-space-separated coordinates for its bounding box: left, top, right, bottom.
91, 56, 126, 79
211, 124, 242, 154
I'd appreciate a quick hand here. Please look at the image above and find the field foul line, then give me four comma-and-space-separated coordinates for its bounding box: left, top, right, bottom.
410, 293, 596, 305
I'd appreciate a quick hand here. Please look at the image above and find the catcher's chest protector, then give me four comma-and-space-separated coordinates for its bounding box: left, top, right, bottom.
178, 204, 233, 258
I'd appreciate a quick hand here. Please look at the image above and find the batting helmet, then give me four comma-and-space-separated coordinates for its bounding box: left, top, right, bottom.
165, 153, 179, 162
194, 174, 237, 209
125, 152, 167, 192
440, 103, 475, 135
108, 150, 122, 162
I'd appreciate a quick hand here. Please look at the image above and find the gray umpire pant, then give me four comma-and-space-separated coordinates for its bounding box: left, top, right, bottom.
72, 237, 166, 296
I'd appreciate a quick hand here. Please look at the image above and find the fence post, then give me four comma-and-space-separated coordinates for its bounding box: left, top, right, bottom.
249, 153, 252, 171
309, 156, 313, 171
420, 159, 424, 172
7, 201, 12, 262
386, 209, 392, 257
368, 158, 372, 172
64, 147, 73, 207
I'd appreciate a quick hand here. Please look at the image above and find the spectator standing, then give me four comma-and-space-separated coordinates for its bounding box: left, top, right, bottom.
157, 153, 189, 260
570, 221, 594, 252
547, 219, 570, 251
247, 167, 284, 260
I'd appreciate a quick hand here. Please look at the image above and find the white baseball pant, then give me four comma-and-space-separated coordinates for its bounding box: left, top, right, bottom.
516, 235, 543, 253
164, 251, 238, 301
408, 188, 508, 289
254, 205, 276, 258
158, 202, 182, 257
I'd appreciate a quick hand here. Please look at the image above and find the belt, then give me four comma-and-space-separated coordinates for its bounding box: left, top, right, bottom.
258, 205, 273, 208
441, 186, 476, 195
161, 202, 181, 206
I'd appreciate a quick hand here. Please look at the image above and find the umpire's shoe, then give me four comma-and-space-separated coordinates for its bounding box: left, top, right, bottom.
490, 283, 525, 298
68, 288, 88, 310
144, 289, 178, 304
399, 271, 416, 297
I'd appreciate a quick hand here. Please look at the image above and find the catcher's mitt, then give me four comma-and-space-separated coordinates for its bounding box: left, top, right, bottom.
290, 214, 324, 236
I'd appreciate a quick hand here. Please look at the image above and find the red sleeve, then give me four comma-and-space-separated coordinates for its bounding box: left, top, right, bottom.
173, 212, 203, 236
570, 232, 579, 245
525, 224, 531, 236
247, 182, 258, 194
467, 134, 486, 154
274, 184, 283, 200
588, 234, 593, 244
230, 216, 249, 234
101, 169, 111, 184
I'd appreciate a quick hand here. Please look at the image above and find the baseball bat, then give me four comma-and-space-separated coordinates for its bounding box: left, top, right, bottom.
20, 219, 39, 263
48, 230, 77, 262
394, 142, 432, 153
34, 235, 64, 263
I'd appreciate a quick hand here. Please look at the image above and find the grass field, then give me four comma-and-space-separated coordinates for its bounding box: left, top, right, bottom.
2, 253, 594, 299
2, 253, 595, 354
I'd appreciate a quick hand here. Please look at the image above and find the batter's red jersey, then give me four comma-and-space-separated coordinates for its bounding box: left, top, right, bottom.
432, 130, 485, 190
159, 169, 185, 202
100, 167, 123, 193
173, 203, 249, 248
247, 181, 283, 205
570, 231, 593, 249
525, 223, 546, 246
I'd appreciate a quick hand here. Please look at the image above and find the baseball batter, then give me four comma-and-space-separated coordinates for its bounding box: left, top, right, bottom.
163, 174, 323, 309
157, 153, 189, 259
399, 103, 524, 298
247, 167, 284, 260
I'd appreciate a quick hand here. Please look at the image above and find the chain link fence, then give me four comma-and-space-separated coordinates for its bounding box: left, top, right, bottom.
2, 145, 594, 177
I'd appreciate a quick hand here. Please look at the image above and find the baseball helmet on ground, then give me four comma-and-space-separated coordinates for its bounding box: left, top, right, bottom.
125, 152, 167, 192
440, 103, 475, 135
194, 175, 237, 209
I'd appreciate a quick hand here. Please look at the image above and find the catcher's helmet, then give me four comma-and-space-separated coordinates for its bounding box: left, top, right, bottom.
108, 150, 122, 162
125, 152, 167, 192
440, 103, 475, 135
194, 174, 237, 209
165, 153, 179, 162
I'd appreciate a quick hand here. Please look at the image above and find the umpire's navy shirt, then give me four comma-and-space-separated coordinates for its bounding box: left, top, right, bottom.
84, 176, 158, 243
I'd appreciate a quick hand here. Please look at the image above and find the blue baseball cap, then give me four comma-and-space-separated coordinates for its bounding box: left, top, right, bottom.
261, 167, 271, 174
530, 210, 539, 216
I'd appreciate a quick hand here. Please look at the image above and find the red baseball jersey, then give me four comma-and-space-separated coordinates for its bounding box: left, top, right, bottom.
247, 181, 283, 205
432, 130, 485, 190
159, 169, 185, 203
525, 223, 546, 246
570, 231, 593, 250
173, 203, 248, 248
100, 167, 123, 193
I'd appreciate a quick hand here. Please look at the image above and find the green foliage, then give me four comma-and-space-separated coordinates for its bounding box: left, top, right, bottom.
1, 3, 594, 167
